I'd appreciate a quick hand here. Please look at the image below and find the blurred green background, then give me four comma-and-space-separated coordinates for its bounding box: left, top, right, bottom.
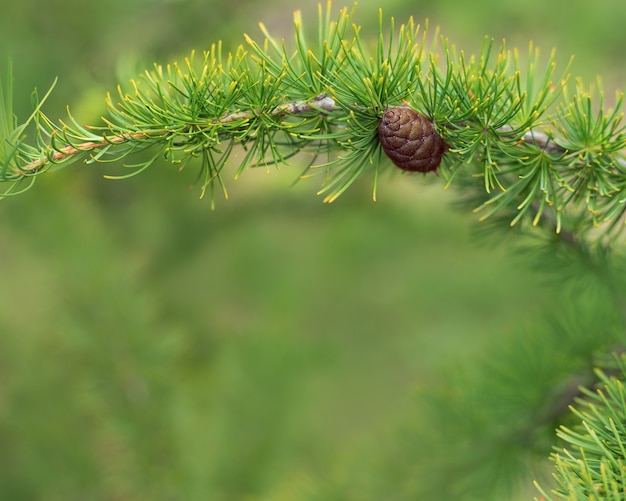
0, 1, 624, 500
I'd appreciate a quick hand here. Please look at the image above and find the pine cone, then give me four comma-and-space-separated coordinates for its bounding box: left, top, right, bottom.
378, 107, 446, 173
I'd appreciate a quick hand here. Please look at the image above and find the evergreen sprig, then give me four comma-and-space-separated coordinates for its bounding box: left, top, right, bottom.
1, 2, 625, 232
536, 356, 626, 500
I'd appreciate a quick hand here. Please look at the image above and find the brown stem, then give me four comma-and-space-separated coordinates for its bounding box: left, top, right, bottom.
21, 131, 152, 173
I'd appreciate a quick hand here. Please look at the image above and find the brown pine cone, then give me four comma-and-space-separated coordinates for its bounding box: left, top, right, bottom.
378, 107, 446, 173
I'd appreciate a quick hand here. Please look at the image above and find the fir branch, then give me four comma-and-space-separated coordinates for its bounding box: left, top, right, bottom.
1, 2, 626, 237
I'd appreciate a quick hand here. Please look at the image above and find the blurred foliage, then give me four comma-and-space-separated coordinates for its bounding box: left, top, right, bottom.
1, 0, 625, 500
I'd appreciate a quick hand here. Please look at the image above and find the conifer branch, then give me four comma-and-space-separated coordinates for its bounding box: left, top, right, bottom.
1, 2, 626, 237
18, 94, 341, 174
536, 356, 626, 500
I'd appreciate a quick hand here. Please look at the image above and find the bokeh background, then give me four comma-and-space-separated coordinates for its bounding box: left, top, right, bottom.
0, 1, 624, 500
